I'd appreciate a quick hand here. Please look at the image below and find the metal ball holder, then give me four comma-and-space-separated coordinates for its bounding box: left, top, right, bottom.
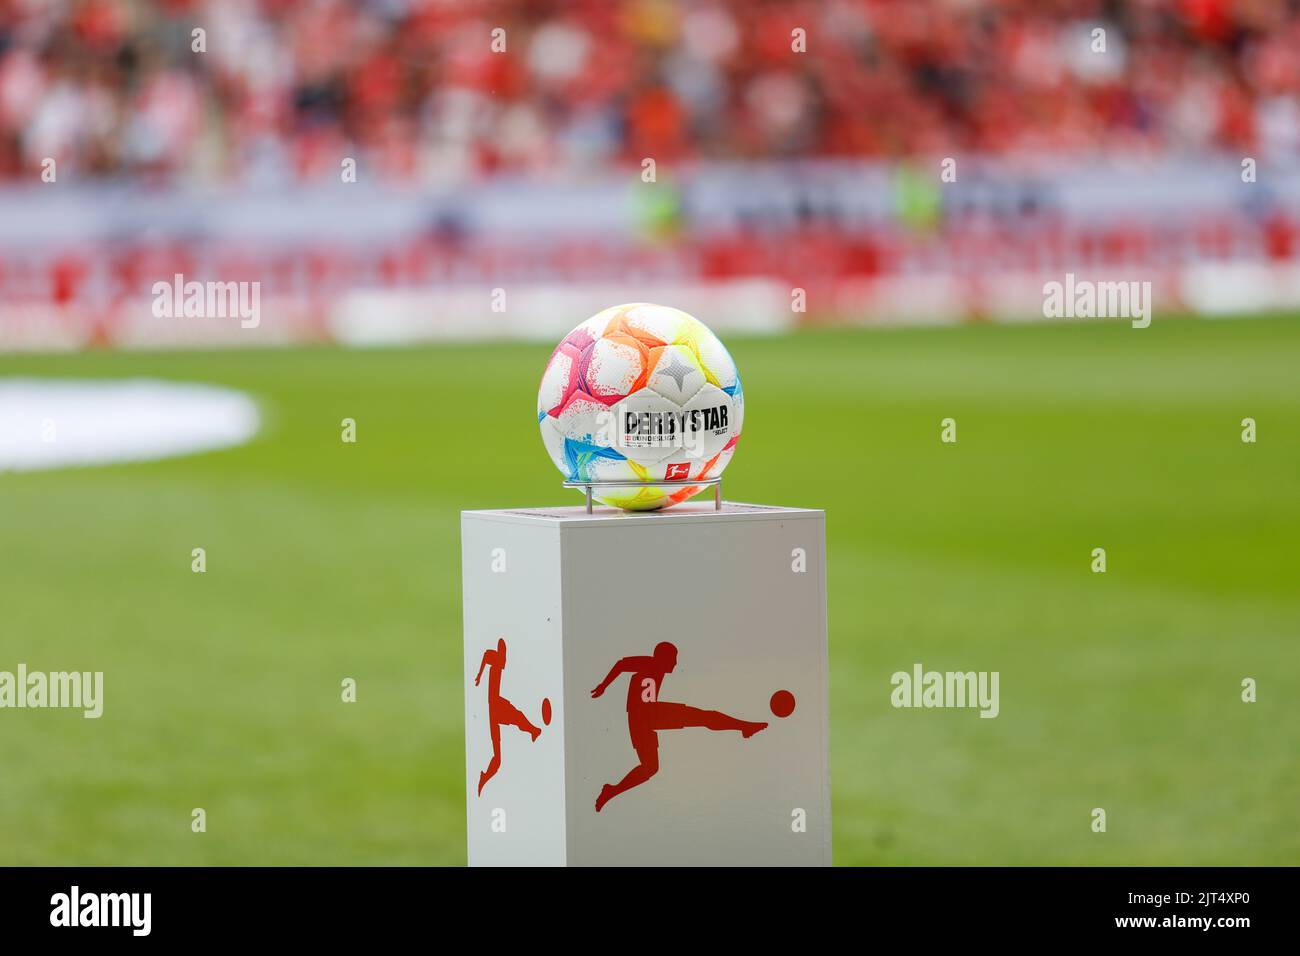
562, 476, 722, 513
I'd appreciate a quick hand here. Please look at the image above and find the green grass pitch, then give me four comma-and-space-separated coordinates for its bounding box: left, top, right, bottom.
1, 315, 1297, 865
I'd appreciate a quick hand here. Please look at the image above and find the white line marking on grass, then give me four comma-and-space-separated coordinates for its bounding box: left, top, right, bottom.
0, 378, 259, 472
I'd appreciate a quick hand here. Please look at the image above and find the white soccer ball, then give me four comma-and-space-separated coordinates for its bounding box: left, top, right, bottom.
536, 303, 744, 510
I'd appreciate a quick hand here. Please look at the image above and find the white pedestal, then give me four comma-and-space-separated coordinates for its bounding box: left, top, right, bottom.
461, 501, 831, 866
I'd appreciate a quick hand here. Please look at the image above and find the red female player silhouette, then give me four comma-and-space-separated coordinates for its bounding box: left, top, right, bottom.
590, 641, 767, 812
475, 638, 542, 796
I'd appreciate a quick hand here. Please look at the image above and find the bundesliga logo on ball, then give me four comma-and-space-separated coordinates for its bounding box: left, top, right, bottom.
537, 303, 744, 510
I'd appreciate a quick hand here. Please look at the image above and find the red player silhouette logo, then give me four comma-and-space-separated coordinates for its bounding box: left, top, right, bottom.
590, 641, 769, 812
474, 638, 546, 796
664, 462, 690, 480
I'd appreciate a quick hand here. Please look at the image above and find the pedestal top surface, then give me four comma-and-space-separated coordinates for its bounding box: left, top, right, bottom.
462, 501, 823, 527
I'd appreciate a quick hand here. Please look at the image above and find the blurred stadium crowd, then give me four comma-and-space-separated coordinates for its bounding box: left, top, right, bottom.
2, 0, 1299, 349
1, 0, 1298, 185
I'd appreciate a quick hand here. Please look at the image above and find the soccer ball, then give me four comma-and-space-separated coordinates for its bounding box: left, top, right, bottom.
537, 303, 744, 510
